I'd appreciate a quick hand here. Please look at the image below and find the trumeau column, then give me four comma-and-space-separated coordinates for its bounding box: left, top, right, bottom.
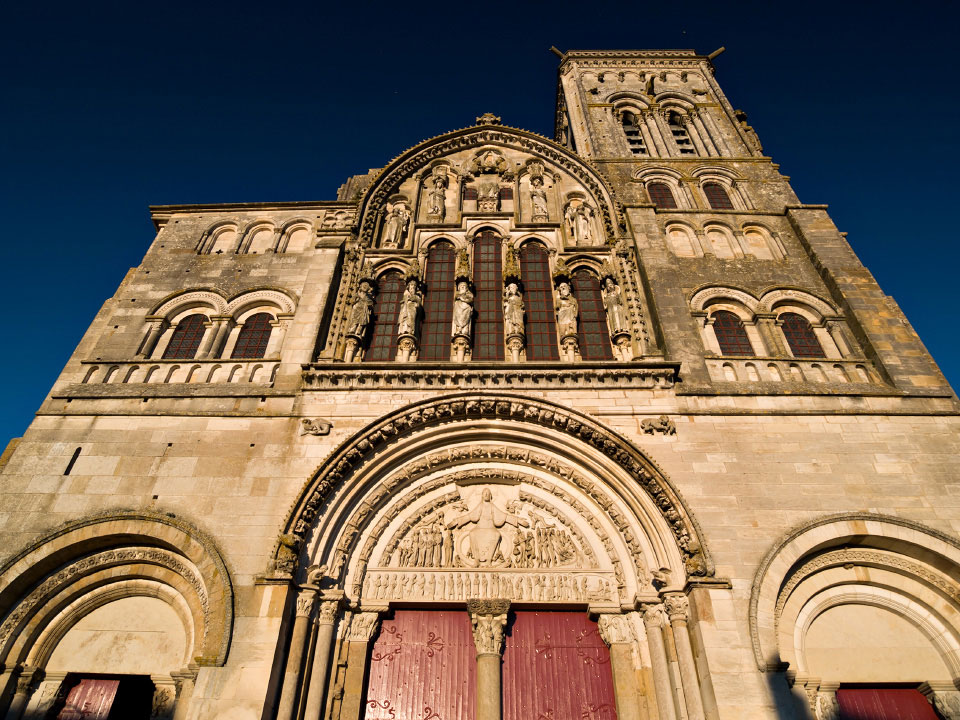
598, 614, 643, 720
277, 588, 318, 720
467, 599, 509, 720
642, 604, 679, 720
339, 612, 381, 720
303, 599, 341, 720
665, 595, 706, 720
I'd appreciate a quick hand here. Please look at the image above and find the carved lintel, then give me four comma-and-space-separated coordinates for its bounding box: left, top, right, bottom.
346, 611, 381, 642
468, 599, 510, 655
597, 613, 635, 645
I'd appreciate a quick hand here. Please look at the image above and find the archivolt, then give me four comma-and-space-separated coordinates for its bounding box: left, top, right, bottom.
273, 393, 713, 588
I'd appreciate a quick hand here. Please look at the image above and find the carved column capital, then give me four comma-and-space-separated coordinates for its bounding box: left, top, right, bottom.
467, 598, 510, 655
641, 603, 668, 628
664, 594, 689, 622
295, 588, 317, 618
597, 613, 636, 645
346, 611, 381, 642
316, 599, 340, 626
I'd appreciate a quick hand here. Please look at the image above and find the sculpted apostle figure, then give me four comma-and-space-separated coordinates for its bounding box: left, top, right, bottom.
555, 281, 579, 338
530, 176, 548, 220
602, 277, 628, 334
575, 205, 595, 244
346, 280, 375, 337
503, 282, 525, 337
397, 278, 422, 337
452, 281, 474, 338
381, 204, 409, 247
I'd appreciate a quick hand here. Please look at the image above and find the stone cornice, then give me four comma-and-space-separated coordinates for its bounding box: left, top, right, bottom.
301, 361, 680, 391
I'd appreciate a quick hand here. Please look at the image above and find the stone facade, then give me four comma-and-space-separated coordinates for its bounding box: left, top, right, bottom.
0, 48, 957, 720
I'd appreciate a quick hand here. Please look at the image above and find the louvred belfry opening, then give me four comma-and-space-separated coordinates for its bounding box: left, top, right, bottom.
364, 610, 476, 720
502, 612, 617, 720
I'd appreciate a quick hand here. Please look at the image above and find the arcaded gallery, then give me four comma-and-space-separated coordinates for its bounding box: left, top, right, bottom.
0, 48, 958, 720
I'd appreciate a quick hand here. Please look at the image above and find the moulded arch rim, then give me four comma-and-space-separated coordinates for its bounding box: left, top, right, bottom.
151, 289, 228, 318
758, 288, 839, 317
791, 586, 960, 679
371, 259, 412, 279
224, 287, 298, 316
702, 220, 737, 234
239, 219, 277, 234
308, 419, 689, 594
420, 236, 458, 252
690, 165, 743, 181
609, 93, 652, 112
0, 510, 234, 667
664, 219, 699, 235
749, 511, 960, 671
655, 93, 697, 111
634, 166, 685, 183
278, 217, 314, 233
27, 578, 196, 672
567, 256, 605, 275
202, 220, 240, 237
515, 235, 552, 251
741, 221, 775, 235
275, 392, 714, 586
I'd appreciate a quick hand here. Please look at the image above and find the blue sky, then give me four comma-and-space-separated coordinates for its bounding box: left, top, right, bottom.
1, 1, 958, 443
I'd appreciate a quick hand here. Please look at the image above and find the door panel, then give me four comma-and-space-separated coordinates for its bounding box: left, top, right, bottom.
502, 611, 617, 720
57, 678, 119, 720
837, 688, 939, 720
364, 610, 476, 720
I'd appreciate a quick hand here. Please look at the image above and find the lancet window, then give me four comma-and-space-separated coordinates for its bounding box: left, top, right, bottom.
519, 243, 560, 361
473, 231, 505, 361
572, 270, 614, 360
366, 272, 404, 361
780, 312, 826, 358
230, 313, 273, 359
162, 314, 208, 359
419, 242, 456, 361
711, 310, 754, 356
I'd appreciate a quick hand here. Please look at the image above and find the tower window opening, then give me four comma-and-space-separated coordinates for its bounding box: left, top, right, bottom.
231, 313, 273, 359
704, 183, 735, 210
712, 310, 754, 356
648, 182, 678, 209
620, 111, 648, 156
669, 113, 696, 155
161, 314, 208, 360
780, 312, 826, 358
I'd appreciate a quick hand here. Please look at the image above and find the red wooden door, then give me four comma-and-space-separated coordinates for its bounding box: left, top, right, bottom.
57, 678, 119, 720
502, 611, 617, 720
364, 610, 476, 720
837, 689, 939, 720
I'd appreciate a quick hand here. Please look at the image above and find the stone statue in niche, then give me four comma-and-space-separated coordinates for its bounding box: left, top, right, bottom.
346, 280, 375, 337
448, 488, 529, 567
503, 282, 525, 338
555, 281, 579, 339
530, 176, 549, 221
476, 175, 500, 212
381, 203, 410, 248
426, 167, 448, 222
602, 277, 628, 335
397, 278, 422, 337
452, 281, 474, 339
565, 200, 596, 245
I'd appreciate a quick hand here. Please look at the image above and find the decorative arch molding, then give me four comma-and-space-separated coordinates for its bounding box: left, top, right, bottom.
759, 288, 838, 317
0, 511, 233, 668
224, 288, 297, 315
151, 287, 297, 319
272, 393, 715, 592
749, 512, 960, 671
690, 285, 760, 313
690, 165, 743, 181
355, 125, 624, 246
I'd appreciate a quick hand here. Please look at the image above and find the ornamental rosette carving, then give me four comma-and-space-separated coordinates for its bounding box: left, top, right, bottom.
598, 614, 635, 645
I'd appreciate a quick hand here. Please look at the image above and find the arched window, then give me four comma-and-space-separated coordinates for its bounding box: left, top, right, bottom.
620, 111, 647, 156
780, 312, 825, 358
366, 272, 404, 361
668, 113, 696, 155
473, 231, 504, 361
572, 270, 613, 360
703, 183, 734, 210
712, 311, 754, 356
162, 314, 208, 359
519, 244, 560, 361
648, 182, 678, 209
231, 313, 273, 359
419, 242, 456, 361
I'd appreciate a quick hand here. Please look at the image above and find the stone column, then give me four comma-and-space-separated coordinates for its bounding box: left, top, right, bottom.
642, 111, 669, 156
642, 604, 678, 720
681, 116, 708, 156
598, 614, 643, 720
137, 318, 166, 358
148, 675, 178, 720
697, 111, 731, 156
919, 682, 960, 720
665, 595, 705, 720
277, 587, 318, 720
691, 113, 719, 156
303, 599, 341, 720
813, 681, 840, 720
269, 314, 294, 358
467, 599, 509, 720
339, 612, 381, 720
171, 666, 199, 720
200, 316, 232, 359
755, 313, 788, 357
4, 666, 38, 720
21, 670, 64, 720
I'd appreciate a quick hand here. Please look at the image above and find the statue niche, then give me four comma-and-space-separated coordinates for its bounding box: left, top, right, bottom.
564, 196, 601, 246
379, 199, 410, 248
463, 149, 510, 214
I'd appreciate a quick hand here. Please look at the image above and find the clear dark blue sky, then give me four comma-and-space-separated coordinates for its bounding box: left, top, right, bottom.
2, 1, 958, 443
